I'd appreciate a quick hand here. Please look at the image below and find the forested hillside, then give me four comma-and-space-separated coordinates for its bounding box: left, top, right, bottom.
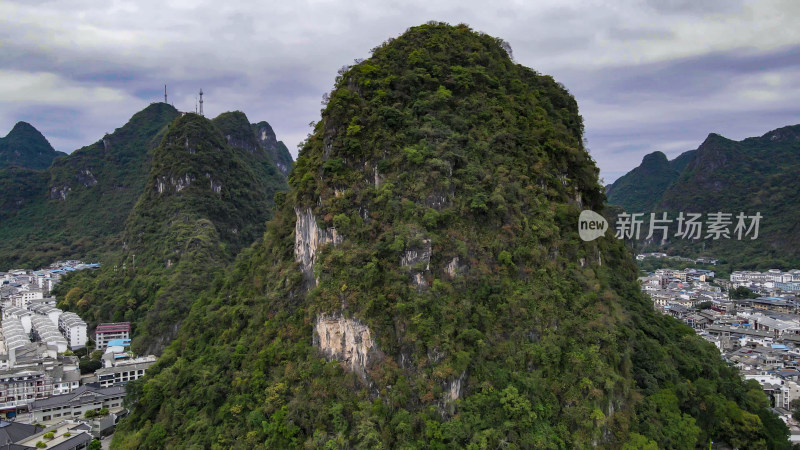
606, 125, 800, 269
112, 23, 788, 449
605, 151, 682, 212
0, 103, 179, 269
252, 120, 294, 176
0, 121, 65, 170
53, 111, 288, 354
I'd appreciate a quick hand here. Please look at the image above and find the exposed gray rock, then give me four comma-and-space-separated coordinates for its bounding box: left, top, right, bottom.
401, 238, 431, 288
205, 173, 222, 194
49, 185, 70, 201
444, 257, 464, 278
411, 272, 427, 289
401, 239, 431, 270
223, 134, 258, 154
77, 168, 97, 187
444, 371, 465, 403
156, 174, 194, 194
438, 371, 467, 417
252, 122, 293, 176
425, 192, 449, 210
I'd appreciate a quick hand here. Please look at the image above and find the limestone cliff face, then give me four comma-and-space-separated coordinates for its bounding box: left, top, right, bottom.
156, 174, 193, 194
49, 185, 70, 200
252, 121, 293, 177
294, 207, 342, 283
313, 314, 375, 378
400, 239, 431, 269
439, 371, 466, 415
444, 257, 463, 278
77, 168, 98, 187
401, 237, 431, 288
222, 134, 259, 154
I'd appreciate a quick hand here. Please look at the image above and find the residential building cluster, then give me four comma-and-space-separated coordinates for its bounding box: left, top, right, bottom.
640, 265, 800, 440
729, 269, 800, 294
0, 262, 154, 433
0, 261, 99, 301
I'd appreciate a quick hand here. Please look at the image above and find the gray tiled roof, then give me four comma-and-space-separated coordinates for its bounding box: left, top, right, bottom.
31, 384, 125, 410
0, 421, 39, 446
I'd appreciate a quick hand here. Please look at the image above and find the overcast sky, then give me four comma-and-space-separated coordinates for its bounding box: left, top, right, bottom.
2, 0, 798, 183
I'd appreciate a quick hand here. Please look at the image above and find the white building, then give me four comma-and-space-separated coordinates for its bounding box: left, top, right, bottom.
94, 323, 131, 349
775, 380, 800, 409
0, 368, 54, 411
50, 366, 81, 396
2, 306, 33, 334
31, 315, 68, 353
28, 303, 63, 327
58, 313, 87, 350
1, 317, 31, 368
96, 356, 156, 388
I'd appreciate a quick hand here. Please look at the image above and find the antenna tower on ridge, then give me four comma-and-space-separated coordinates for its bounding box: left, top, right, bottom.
199, 89, 204, 116
164, 85, 167, 103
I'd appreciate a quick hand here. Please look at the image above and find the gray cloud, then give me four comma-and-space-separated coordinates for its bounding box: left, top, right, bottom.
1, 0, 798, 184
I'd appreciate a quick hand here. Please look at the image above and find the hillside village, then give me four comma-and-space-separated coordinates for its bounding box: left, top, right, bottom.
0, 261, 156, 442
640, 261, 800, 442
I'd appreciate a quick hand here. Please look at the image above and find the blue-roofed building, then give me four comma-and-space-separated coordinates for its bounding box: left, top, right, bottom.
105, 339, 130, 348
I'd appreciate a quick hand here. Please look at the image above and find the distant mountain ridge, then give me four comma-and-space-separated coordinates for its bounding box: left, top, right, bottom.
0, 104, 293, 270
606, 124, 800, 268
605, 150, 684, 212
0, 121, 66, 170
53, 111, 288, 354
0, 103, 180, 269
252, 121, 293, 176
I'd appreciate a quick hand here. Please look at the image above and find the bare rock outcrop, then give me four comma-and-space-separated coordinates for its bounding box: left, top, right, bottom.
313, 314, 375, 378
156, 174, 194, 194
444, 256, 464, 278
77, 168, 98, 187
294, 207, 342, 283
49, 185, 70, 201
401, 238, 431, 288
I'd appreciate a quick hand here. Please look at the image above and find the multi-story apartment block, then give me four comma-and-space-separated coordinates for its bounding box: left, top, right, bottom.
31, 315, 68, 353
94, 323, 131, 349
28, 303, 63, 327
0, 369, 54, 412
96, 356, 156, 388
58, 312, 87, 350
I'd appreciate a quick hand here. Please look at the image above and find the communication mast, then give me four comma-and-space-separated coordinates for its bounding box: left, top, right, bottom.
199, 89, 204, 116
164, 84, 167, 103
